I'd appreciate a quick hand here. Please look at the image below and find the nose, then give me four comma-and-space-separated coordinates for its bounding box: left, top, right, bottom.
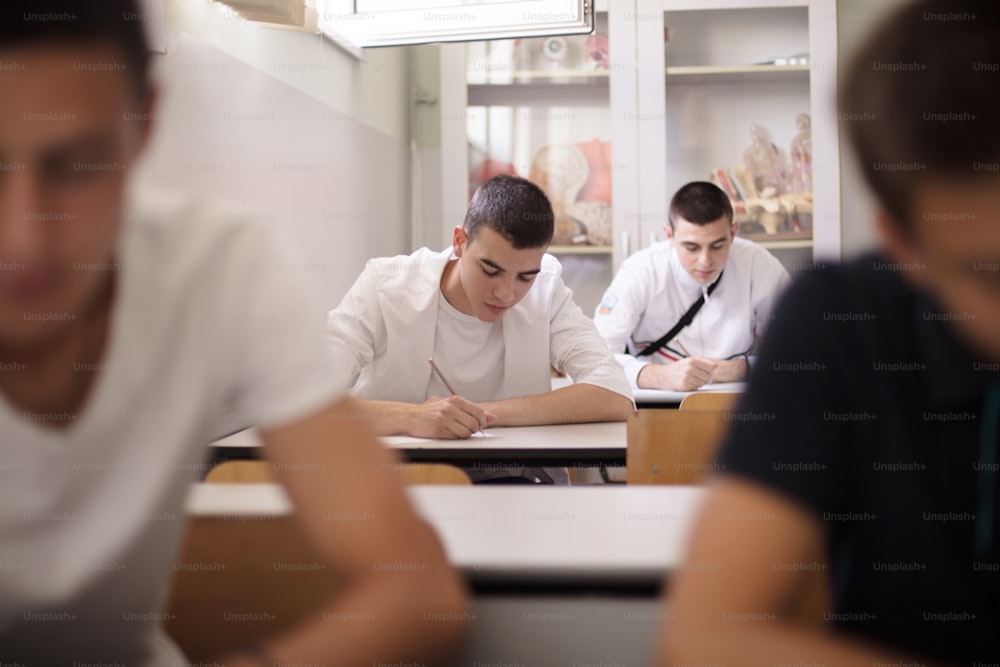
493, 275, 516, 304
0, 169, 46, 261
697, 247, 712, 268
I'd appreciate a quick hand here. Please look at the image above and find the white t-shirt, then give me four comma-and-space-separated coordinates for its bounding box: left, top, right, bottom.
0, 189, 345, 665
594, 237, 790, 387
432, 296, 543, 482
429, 297, 505, 402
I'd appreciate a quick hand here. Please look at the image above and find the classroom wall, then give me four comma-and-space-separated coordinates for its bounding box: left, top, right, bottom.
836, 0, 911, 260
131, 0, 414, 307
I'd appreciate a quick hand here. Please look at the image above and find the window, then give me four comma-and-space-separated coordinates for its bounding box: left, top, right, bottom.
317, 0, 593, 48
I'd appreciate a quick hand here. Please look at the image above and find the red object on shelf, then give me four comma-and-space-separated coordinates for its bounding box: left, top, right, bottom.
575, 138, 612, 204
469, 159, 518, 199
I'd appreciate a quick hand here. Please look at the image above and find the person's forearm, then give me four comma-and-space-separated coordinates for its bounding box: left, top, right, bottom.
636, 363, 665, 389
348, 399, 413, 436
711, 358, 748, 383
482, 384, 633, 427
616, 353, 649, 390
663, 622, 942, 667
256, 397, 470, 665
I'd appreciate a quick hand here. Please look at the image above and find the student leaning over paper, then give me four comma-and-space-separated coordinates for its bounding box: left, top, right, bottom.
594, 181, 789, 391
327, 175, 634, 484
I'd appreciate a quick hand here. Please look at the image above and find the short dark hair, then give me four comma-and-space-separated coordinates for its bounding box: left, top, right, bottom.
464, 175, 554, 249
0, 0, 152, 99
840, 0, 1000, 232
668, 181, 734, 229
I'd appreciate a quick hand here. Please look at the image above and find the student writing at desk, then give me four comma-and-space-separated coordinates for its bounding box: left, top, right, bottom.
594, 182, 788, 391
327, 175, 633, 484
0, 3, 465, 664
662, 1, 1000, 664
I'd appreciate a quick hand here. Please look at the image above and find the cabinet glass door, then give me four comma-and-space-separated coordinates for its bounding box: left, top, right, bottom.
465, 10, 618, 312
661, 2, 820, 268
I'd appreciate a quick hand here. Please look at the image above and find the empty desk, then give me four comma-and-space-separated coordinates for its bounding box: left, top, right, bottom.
187, 483, 706, 592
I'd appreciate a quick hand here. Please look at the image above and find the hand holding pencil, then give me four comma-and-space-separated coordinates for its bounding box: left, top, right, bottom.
637, 338, 720, 391
402, 359, 495, 439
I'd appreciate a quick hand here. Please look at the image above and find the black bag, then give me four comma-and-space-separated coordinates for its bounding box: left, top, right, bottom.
635, 271, 724, 358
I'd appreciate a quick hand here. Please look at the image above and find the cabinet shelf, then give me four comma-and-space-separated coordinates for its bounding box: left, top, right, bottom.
468, 81, 609, 106
755, 239, 813, 250
548, 245, 614, 255
468, 63, 809, 87
467, 64, 808, 104
665, 64, 810, 84
467, 68, 612, 85
740, 230, 813, 250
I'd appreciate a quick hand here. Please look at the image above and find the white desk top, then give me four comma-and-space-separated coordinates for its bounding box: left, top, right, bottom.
383, 421, 625, 451
187, 484, 706, 582
633, 382, 746, 404
210, 380, 744, 452
212, 421, 625, 450
211, 421, 627, 466
553, 374, 744, 404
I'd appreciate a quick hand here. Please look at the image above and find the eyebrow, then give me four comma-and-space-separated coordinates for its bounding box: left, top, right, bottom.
682, 237, 728, 246
479, 257, 542, 277
39, 131, 119, 165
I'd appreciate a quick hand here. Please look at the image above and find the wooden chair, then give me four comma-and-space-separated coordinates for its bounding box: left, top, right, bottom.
626, 404, 831, 629
170, 460, 469, 658
205, 460, 472, 485
626, 410, 831, 629
626, 409, 732, 484
204, 460, 276, 483
630, 411, 831, 626
399, 463, 472, 485
164, 511, 341, 661
173, 456, 472, 653
678, 391, 741, 411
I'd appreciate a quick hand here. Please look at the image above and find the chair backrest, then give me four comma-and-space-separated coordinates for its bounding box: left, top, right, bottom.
633, 407, 831, 625
204, 460, 276, 483
679, 392, 741, 411
164, 512, 341, 661
205, 460, 472, 486
399, 463, 472, 485
626, 409, 732, 484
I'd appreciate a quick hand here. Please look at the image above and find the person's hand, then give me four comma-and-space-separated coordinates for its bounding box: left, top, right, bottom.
407, 396, 496, 439
710, 357, 749, 383
638, 357, 719, 391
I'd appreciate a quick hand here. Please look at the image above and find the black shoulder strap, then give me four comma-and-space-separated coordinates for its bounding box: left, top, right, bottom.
635, 270, 724, 358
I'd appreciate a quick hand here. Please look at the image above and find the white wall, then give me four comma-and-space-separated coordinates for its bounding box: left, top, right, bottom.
410, 44, 447, 251
163, 0, 410, 143
132, 0, 413, 308
837, 0, 910, 259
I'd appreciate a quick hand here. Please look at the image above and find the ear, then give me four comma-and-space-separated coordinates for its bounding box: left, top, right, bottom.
452, 226, 468, 257
874, 208, 928, 287
730, 220, 740, 239
130, 87, 159, 160
663, 223, 673, 241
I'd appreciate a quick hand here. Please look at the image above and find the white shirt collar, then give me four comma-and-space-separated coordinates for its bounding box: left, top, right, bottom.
666, 241, 707, 292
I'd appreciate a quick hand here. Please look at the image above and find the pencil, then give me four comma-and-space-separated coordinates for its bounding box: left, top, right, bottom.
428, 358, 484, 436
673, 338, 691, 358
428, 358, 458, 395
